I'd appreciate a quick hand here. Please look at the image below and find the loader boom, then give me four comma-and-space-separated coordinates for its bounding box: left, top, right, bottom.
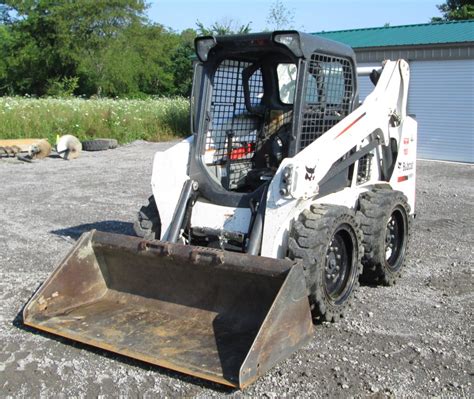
284, 59, 411, 194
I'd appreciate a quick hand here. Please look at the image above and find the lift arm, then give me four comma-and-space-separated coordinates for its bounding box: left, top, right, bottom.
279, 59, 410, 200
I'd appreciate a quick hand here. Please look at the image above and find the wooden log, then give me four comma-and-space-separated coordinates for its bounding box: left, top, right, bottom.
0, 138, 48, 152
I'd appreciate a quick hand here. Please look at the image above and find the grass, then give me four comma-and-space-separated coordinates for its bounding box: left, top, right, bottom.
0, 96, 190, 144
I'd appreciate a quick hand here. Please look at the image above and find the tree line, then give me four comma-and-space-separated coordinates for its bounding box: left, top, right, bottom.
0, 0, 470, 99
0, 0, 289, 98
0, 1, 198, 98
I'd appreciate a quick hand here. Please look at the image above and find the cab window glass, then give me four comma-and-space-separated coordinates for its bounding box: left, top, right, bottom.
277, 63, 297, 104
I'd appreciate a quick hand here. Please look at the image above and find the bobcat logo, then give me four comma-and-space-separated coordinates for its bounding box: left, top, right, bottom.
398, 161, 414, 172
305, 165, 316, 181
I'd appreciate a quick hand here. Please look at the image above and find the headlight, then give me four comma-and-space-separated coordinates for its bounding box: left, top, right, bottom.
273, 32, 303, 57
195, 37, 217, 62
279, 165, 293, 196
280, 163, 319, 200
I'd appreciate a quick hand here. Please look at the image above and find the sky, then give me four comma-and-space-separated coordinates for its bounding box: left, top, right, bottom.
147, 0, 443, 33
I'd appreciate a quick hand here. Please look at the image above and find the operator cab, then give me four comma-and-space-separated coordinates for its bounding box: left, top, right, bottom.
190, 31, 358, 203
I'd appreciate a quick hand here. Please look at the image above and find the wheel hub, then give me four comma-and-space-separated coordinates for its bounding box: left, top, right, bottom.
325, 233, 350, 300
385, 216, 396, 259
385, 209, 406, 271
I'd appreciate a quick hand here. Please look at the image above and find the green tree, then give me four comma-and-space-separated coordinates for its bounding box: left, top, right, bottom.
196, 18, 251, 36
0, 24, 12, 93
0, 0, 149, 96
432, 0, 474, 21
170, 29, 196, 97
78, 23, 178, 97
0, 1, 202, 97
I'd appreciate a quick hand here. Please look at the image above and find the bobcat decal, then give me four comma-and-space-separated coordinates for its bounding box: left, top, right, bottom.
305, 165, 316, 181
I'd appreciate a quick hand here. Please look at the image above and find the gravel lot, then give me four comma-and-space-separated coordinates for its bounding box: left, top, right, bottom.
0, 142, 472, 397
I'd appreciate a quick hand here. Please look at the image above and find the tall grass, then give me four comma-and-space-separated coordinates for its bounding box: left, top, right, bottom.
0, 97, 190, 144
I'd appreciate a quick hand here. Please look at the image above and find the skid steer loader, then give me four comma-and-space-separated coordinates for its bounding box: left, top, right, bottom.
24, 31, 417, 388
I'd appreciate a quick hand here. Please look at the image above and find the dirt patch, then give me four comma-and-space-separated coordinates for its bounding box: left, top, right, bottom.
0, 145, 472, 397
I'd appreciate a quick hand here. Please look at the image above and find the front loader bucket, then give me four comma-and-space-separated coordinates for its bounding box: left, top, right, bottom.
23, 231, 313, 388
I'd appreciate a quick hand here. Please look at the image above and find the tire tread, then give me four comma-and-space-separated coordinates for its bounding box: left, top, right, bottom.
357, 187, 412, 285
288, 205, 363, 323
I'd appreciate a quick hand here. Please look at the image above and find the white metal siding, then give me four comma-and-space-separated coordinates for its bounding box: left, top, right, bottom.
409, 60, 473, 163
357, 60, 474, 163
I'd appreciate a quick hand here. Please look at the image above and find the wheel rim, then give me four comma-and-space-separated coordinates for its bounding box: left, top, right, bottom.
385, 207, 407, 271
324, 226, 356, 304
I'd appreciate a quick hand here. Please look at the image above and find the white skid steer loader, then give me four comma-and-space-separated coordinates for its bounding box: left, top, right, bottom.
24, 31, 416, 389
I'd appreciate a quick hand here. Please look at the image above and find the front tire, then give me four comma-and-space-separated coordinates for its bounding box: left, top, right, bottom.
357, 188, 412, 285
288, 205, 363, 322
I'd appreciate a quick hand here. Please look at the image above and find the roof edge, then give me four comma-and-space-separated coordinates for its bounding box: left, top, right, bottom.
313, 19, 474, 35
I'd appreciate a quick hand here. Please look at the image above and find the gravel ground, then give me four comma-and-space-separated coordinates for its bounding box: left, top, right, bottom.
0, 142, 472, 398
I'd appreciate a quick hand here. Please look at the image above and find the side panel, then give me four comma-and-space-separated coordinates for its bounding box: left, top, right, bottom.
389, 116, 418, 213
261, 181, 366, 259
260, 195, 309, 259
191, 200, 252, 234
151, 137, 192, 240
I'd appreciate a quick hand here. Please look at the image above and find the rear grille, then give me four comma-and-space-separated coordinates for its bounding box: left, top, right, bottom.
357, 153, 373, 184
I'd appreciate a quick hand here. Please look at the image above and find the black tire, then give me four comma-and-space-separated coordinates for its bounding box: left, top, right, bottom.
133, 195, 161, 240
81, 139, 118, 151
357, 188, 412, 286
288, 205, 363, 323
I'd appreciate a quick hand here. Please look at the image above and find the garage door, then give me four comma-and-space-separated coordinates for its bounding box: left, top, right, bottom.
357, 60, 474, 163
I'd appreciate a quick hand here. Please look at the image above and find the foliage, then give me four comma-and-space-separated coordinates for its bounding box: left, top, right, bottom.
0, 24, 12, 92
0, 97, 190, 144
46, 77, 80, 98
77, 23, 182, 97
266, 0, 295, 30
431, 0, 474, 21
170, 29, 197, 97
0, 0, 196, 98
196, 18, 251, 35
1, 0, 149, 95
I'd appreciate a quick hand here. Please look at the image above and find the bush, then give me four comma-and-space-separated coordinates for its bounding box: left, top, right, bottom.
46, 77, 80, 98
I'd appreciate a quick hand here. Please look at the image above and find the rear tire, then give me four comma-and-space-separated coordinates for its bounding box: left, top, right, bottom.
288, 205, 363, 322
133, 195, 161, 240
357, 188, 412, 286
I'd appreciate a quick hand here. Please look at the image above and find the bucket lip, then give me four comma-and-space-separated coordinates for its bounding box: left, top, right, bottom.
92, 230, 299, 276
22, 318, 241, 388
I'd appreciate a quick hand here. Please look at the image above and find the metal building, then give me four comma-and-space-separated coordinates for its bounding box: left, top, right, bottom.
317, 21, 474, 163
